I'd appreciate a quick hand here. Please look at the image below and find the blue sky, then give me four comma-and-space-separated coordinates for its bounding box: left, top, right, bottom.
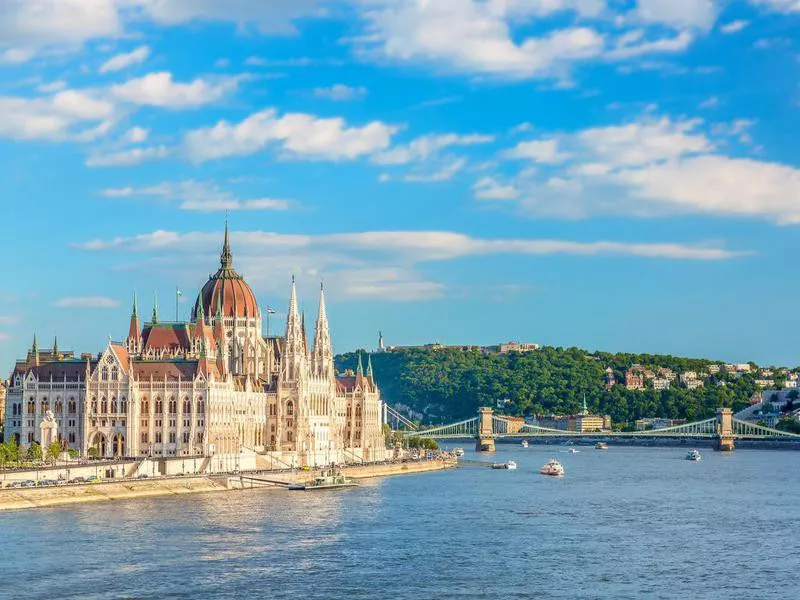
0, 0, 798, 370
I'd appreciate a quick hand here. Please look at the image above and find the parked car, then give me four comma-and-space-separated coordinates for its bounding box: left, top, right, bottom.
21, 480, 36, 488
136, 474, 149, 480
69, 476, 86, 484
37, 479, 57, 487
86, 475, 101, 483
6, 481, 22, 488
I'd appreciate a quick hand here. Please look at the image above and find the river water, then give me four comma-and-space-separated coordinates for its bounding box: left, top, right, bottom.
1, 445, 797, 600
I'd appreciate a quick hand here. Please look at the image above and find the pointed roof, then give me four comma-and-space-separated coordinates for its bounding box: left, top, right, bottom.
52, 335, 59, 359
357, 352, 364, 376
221, 219, 233, 271
312, 281, 333, 368
132, 289, 138, 318
367, 353, 373, 378
152, 291, 159, 324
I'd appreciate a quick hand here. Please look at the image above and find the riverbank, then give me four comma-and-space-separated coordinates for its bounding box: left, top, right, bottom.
0, 459, 456, 512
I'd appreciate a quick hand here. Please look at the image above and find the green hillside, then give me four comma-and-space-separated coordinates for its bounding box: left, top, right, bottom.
335, 346, 783, 427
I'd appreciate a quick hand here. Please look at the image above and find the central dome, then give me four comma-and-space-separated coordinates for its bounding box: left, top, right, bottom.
192, 224, 259, 321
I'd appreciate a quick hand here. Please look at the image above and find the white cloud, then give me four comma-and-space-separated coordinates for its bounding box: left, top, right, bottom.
0, 90, 115, 141
699, 96, 719, 109
473, 177, 520, 200
720, 20, 749, 34
110, 71, 240, 108
184, 108, 397, 162
99, 45, 150, 73
0, 47, 35, 65
633, 0, 719, 30
101, 180, 292, 211
124, 126, 149, 143
750, 1, 800, 14
54, 296, 119, 308
504, 138, 571, 164
404, 158, 466, 182
36, 80, 68, 93
488, 113, 800, 224
352, 0, 605, 79
373, 133, 495, 165
86, 145, 170, 167
606, 30, 694, 60
313, 84, 367, 101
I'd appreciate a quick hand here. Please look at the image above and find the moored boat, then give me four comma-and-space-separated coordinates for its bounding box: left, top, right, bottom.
520, 440, 529, 448
686, 449, 702, 461
595, 442, 608, 450
453, 447, 465, 457
288, 468, 359, 491
569, 448, 580, 454
540, 459, 564, 477
490, 461, 517, 470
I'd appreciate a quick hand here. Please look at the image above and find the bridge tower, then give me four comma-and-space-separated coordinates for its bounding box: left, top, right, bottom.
475, 407, 496, 452
715, 407, 735, 451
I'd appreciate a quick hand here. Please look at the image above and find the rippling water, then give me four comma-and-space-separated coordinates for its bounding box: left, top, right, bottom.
1, 445, 798, 599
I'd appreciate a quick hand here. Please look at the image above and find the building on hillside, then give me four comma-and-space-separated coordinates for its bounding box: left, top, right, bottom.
679, 371, 704, 390
707, 364, 721, 374
657, 368, 676, 382
3, 225, 387, 469
652, 377, 670, 391
635, 418, 685, 431
755, 379, 775, 388
0, 379, 6, 430
625, 366, 646, 391
497, 341, 540, 354
604, 367, 616, 389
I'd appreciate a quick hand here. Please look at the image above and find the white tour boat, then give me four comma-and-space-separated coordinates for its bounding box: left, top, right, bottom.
520, 440, 529, 448
595, 442, 609, 450
540, 459, 565, 477
288, 468, 359, 491
453, 448, 465, 457
686, 449, 702, 461
569, 448, 580, 454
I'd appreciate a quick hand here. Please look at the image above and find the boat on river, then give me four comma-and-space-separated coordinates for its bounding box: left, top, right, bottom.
288, 468, 358, 491
490, 461, 517, 470
595, 442, 608, 450
686, 449, 702, 461
569, 448, 580, 454
540, 459, 564, 477
453, 448, 465, 457
520, 440, 529, 448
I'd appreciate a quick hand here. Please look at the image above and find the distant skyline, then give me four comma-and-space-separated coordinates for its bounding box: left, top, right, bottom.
1, 0, 799, 369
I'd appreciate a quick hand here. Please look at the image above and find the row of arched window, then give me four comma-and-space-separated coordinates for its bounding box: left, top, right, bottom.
100, 366, 120, 381
24, 399, 78, 415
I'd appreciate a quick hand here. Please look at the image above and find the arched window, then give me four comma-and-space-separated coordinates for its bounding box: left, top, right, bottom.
111, 366, 119, 381
91, 398, 98, 414
287, 430, 293, 442
101, 367, 109, 381
101, 397, 108, 413
142, 399, 149, 413
355, 404, 362, 417
121, 397, 128, 413
197, 400, 205, 414
183, 398, 191, 414
169, 400, 177, 415
55, 400, 63, 414
155, 399, 163, 413
27, 401, 35, 415
111, 397, 118, 413
68, 398, 76, 414
41, 399, 49, 413
286, 401, 294, 416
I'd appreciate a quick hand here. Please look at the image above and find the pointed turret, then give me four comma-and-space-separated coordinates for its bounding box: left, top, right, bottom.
367, 353, 373, 378
32, 333, 39, 366
52, 335, 59, 360
312, 282, 333, 377
152, 291, 159, 324
128, 289, 141, 342
283, 275, 307, 380
357, 352, 364, 377
220, 220, 234, 272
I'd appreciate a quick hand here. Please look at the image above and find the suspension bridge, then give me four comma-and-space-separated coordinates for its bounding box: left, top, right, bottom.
387, 406, 800, 452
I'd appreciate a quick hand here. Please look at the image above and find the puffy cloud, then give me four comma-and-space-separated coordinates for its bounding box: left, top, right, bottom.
488, 114, 800, 224
53, 296, 119, 308
373, 133, 495, 165
750, 0, 800, 13
110, 71, 240, 108
184, 108, 397, 162
99, 45, 150, 73
606, 30, 694, 60
351, 0, 605, 79
313, 84, 367, 101
124, 126, 149, 143
85, 145, 170, 167
504, 138, 570, 164
101, 180, 292, 211
403, 158, 466, 182
633, 0, 719, 30
0, 90, 115, 141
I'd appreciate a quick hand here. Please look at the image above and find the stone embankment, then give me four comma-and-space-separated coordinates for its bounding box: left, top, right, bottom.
0, 459, 456, 511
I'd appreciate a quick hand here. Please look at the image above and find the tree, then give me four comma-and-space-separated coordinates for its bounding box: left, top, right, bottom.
27, 442, 42, 462
46, 441, 62, 465
87, 447, 100, 459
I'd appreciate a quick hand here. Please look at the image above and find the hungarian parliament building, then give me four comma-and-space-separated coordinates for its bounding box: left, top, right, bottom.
3, 226, 387, 470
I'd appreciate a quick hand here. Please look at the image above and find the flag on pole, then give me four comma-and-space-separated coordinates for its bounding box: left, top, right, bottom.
266, 306, 276, 314
176, 290, 183, 297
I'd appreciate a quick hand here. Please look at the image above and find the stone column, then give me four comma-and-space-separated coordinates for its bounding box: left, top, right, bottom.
476, 406, 496, 452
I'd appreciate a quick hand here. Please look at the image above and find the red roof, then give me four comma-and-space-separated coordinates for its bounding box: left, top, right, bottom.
142, 323, 192, 351
133, 361, 199, 381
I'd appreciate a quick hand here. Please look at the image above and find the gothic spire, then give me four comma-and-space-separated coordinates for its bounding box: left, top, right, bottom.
196, 290, 205, 321
356, 352, 364, 377
283, 275, 307, 378
32, 333, 39, 366
220, 220, 233, 271
367, 353, 373, 378
132, 289, 138, 318
52, 335, 59, 359
152, 291, 159, 324
312, 282, 333, 375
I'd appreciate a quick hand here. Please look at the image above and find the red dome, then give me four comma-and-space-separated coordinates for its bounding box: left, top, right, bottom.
192, 225, 259, 321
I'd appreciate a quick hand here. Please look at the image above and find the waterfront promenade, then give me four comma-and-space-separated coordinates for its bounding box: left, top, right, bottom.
0, 457, 455, 511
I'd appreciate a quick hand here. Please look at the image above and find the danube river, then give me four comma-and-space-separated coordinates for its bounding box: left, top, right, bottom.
1, 445, 798, 599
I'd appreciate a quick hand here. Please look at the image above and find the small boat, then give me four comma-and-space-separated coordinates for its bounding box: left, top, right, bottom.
453, 447, 465, 457
520, 440, 529, 448
288, 468, 358, 491
569, 448, 580, 454
686, 449, 702, 461
595, 442, 608, 450
540, 459, 564, 477
490, 461, 517, 470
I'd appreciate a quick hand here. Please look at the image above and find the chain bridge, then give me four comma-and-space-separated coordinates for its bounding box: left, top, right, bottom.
396, 407, 800, 452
